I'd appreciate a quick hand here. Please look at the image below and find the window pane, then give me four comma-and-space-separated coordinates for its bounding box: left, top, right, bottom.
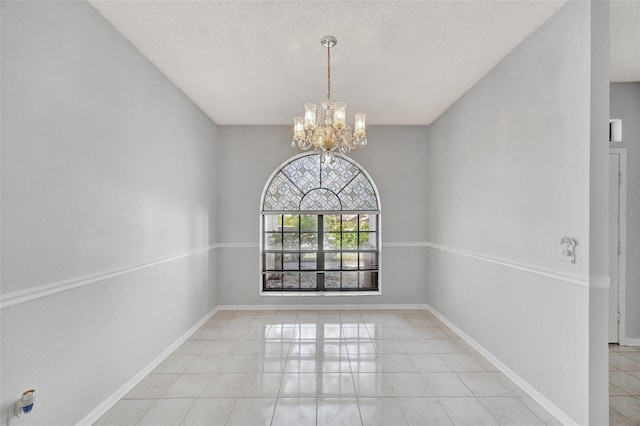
324, 215, 341, 231
300, 253, 317, 270
283, 253, 299, 270
264, 215, 282, 232
265, 273, 282, 289
359, 272, 377, 289
283, 273, 299, 289
324, 233, 341, 250
342, 272, 358, 288
300, 233, 318, 250
264, 253, 282, 271
359, 252, 377, 270
266, 233, 282, 250
342, 233, 358, 250
325, 272, 341, 289
342, 253, 358, 270
325, 253, 341, 270
359, 232, 376, 250
282, 215, 299, 231
342, 215, 358, 231
300, 273, 317, 289
359, 215, 375, 231
300, 215, 317, 232
284, 234, 299, 250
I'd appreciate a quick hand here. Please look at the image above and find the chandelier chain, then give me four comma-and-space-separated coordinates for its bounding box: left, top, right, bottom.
327, 44, 331, 100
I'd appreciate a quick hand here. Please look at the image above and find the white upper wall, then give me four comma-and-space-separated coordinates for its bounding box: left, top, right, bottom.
1, 1, 219, 424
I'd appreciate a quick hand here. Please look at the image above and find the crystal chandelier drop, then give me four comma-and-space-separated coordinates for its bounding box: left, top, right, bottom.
292, 36, 367, 164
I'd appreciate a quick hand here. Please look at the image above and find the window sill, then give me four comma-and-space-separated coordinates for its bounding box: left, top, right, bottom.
260, 291, 382, 297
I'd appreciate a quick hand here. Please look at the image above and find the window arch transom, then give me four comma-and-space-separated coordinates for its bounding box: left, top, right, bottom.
262, 153, 379, 212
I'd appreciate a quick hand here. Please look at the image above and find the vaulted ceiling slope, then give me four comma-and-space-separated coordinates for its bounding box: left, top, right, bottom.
90, 1, 634, 126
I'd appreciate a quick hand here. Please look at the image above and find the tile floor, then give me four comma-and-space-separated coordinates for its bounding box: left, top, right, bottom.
94, 309, 636, 426
609, 344, 640, 425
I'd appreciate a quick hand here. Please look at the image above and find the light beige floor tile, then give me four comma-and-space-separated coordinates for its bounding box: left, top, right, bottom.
621, 352, 640, 364
200, 340, 235, 355
439, 397, 499, 426
271, 398, 316, 426
317, 398, 362, 426
491, 372, 528, 396
240, 372, 282, 397
611, 354, 640, 372
188, 328, 220, 341
316, 341, 349, 356
359, 397, 409, 426
172, 341, 209, 356
391, 327, 422, 340
470, 354, 500, 372
440, 353, 485, 372
373, 340, 405, 354
262, 341, 291, 356
417, 327, 449, 340
238, 326, 270, 340
611, 383, 629, 396
217, 354, 260, 373
456, 372, 515, 396
212, 328, 242, 341
350, 355, 386, 373
346, 341, 377, 355
401, 340, 436, 354
201, 373, 250, 397
180, 398, 235, 426
225, 397, 276, 426
136, 398, 195, 426
342, 326, 372, 340
427, 339, 466, 354
387, 372, 433, 397
285, 356, 320, 372
289, 342, 321, 357
317, 355, 352, 373
518, 397, 563, 426
124, 374, 178, 399
318, 372, 356, 397
610, 396, 640, 422
152, 355, 195, 374
410, 354, 452, 372
279, 372, 318, 397
610, 406, 638, 426
162, 374, 212, 398
94, 399, 155, 426
183, 354, 226, 374
353, 373, 396, 397
408, 317, 437, 328
367, 326, 397, 340
478, 397, 545, 425
230, 340, 263, 355
379, 354, 419, 372
423, 372, 473, 397
611, 372, 640, 395
398, 397, 453, 426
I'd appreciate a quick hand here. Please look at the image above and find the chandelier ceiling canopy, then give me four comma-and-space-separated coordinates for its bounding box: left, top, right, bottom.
292, 36, 367, 164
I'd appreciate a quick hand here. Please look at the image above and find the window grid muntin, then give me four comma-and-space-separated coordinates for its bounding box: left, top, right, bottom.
262, 214, 378, 291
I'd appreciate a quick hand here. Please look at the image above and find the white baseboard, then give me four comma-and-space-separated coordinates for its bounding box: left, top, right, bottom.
76, 307, 219, 426
215, 304, 429, 311
623, 338, 640, 347
424, 304, 577, 426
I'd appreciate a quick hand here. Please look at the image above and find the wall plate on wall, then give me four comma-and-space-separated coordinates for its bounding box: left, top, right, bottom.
560, 237, 577, 263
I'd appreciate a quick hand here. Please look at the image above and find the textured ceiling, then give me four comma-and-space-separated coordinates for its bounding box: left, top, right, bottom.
90, 0, 623, 126
611, 0, 640, 82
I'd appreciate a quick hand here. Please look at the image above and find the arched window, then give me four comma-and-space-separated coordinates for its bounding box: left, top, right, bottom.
260, 153, 381, 294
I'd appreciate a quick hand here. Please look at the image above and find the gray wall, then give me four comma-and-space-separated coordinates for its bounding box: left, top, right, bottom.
215, 125, 429, 306
611, 82, 640, 339
425, 2, 608, 424
0, 2, 219, 424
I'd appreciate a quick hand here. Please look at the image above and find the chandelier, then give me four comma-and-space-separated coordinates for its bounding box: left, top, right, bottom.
292, 36, 367, 164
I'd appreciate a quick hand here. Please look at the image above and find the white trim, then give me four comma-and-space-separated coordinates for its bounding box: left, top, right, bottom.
610, 148, 628, 345
382, 242, 429, 248
76, 307, 219, 426
424, 242, 593, 288
215, 304, 428, 311
259, 291, 383, 297
623, 338, 640, 347
0, 245, 216, 309
216, 242, 259, 249
425, 304, 577, 426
